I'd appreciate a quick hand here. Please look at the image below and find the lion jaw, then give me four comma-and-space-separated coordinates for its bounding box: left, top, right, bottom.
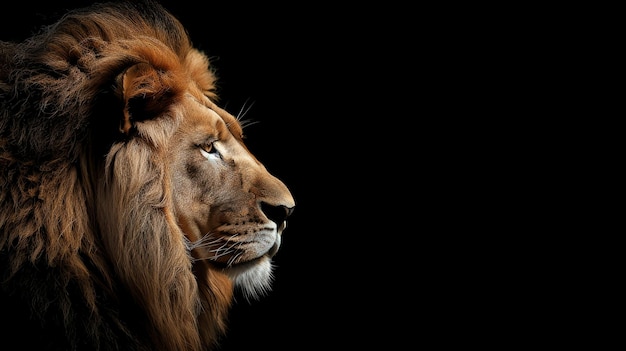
225, 255, 276, 301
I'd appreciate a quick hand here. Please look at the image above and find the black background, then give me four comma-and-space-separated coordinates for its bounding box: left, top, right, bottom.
0, 1, 390, 350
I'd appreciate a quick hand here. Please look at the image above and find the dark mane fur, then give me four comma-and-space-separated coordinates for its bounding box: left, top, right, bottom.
0, 1, 231, 350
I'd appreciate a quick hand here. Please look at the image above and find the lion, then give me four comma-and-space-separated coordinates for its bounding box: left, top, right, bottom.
0, 1, 295, 350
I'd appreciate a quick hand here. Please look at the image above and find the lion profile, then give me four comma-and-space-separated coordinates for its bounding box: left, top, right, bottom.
0, 1, 295, 350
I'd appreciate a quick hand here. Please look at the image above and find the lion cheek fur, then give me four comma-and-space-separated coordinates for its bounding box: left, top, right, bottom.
97, 139, 235, 350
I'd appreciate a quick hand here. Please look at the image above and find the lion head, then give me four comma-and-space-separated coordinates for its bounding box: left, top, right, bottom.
0, 1, 294, 350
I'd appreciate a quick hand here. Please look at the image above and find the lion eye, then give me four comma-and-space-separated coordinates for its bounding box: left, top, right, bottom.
199, 143, 221, 161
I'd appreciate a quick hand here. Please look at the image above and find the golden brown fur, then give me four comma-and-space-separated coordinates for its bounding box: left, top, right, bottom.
0, 1, 294, 350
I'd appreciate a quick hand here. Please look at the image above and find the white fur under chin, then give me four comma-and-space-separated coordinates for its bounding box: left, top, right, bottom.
226, 257, 274, 302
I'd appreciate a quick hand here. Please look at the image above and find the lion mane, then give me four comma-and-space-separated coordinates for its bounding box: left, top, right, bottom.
0, 1, 295, 350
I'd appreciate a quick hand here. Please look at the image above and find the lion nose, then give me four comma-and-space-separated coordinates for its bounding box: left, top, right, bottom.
261, 202, 294, 227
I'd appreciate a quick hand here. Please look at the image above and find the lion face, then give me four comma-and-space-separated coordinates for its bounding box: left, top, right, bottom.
168, 94, 295, 300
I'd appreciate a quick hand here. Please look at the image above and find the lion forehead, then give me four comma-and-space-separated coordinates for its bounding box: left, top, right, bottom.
177, 94, 245, 142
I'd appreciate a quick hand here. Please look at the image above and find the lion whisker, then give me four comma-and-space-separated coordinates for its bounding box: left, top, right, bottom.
236, 98, 254, 120
184, 232, 218, 250
236, 99, 260, 131
187, 232, 246, 263
226, 252, 242, 266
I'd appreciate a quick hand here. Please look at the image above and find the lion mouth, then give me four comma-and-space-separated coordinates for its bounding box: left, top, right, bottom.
208, 241, 279, 271
267, 237, 281, 258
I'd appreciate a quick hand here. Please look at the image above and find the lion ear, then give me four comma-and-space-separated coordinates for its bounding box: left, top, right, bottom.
119, 63, 178, 135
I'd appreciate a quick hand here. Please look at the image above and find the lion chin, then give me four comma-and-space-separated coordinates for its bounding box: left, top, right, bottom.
220, 236, 282, 301
224, 256, 276, 301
